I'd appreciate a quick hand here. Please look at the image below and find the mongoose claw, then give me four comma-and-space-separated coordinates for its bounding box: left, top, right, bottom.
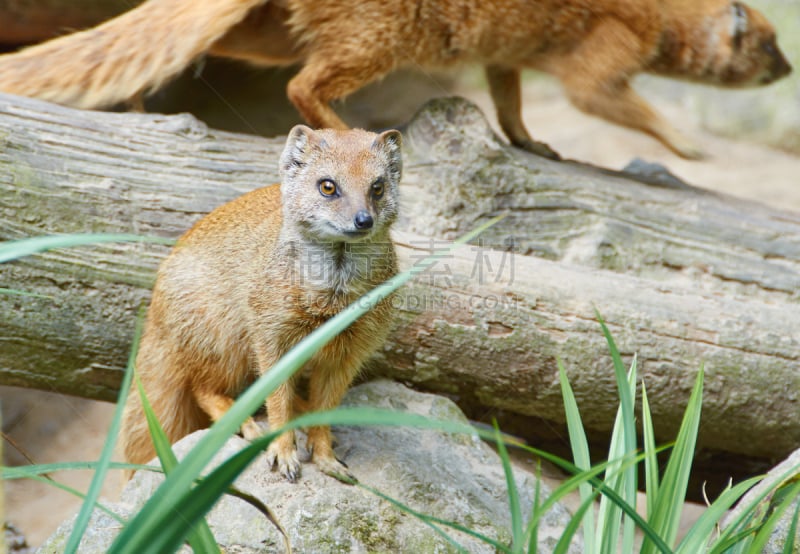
513, 138, 562, 161
266, 443, 301, 482
315, 455, 357, 484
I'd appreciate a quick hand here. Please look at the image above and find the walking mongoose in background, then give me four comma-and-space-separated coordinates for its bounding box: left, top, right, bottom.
121, 125, 402, 481
0, 0, 792, 160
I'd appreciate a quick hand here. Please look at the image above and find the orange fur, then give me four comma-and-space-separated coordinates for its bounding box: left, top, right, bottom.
0, 0, 791, 158
121, 126, 402, 481
0, 0, 791, 159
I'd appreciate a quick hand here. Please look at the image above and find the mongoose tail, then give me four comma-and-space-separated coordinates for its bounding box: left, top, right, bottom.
0, 0, 268, 109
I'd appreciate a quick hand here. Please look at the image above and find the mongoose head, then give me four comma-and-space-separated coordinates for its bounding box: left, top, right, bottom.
702, 1, 792, 87
279, 125, 402, 243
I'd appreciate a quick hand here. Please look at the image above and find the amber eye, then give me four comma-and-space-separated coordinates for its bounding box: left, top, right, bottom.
371, 179, 385, 199
318, 179, 338, 197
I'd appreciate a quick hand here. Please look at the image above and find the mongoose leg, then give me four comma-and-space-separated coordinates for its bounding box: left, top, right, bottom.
264, 381, 300, 481
555, 19, 706, 160
305, 360, 362, 482
486, 65, 561, 160
287, 55, 391, 129
193, 388, 263, 440
251, 342, 301, 481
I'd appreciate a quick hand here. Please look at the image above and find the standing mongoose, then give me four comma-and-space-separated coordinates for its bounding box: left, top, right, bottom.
121, 125, 402, 481
0, 0, 791, 160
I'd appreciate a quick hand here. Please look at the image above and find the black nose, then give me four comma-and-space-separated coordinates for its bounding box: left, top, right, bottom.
354, 210, 373, 230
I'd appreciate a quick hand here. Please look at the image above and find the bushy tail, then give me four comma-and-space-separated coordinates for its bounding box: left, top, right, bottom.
120, 378, 208, 477
0, 0, 268, 109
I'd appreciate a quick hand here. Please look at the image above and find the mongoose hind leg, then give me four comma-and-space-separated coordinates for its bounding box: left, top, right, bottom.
486, 65, 561, 160
193, 388, 263, 440
555, 19, 706, 160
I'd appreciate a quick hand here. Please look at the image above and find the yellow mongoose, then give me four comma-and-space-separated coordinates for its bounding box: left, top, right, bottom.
0, 0, 791, 159
121, 126, 401, 481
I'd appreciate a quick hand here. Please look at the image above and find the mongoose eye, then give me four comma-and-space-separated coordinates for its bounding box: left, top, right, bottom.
318, 179, 338, 197
371, 179, 385, 199
761, 38, 778, 57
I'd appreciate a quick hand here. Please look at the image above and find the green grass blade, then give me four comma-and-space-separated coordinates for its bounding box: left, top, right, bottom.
553, 486, 601, 554
642, 365, 704, 554
15, 473, 126, 524
0, 287, 53, 299
596, 314, 638, 553
712, 528, 758, 553
595, 354, 638, 554
712, 463, 800, 552
137, 374, 178, 473
781, 494, 800, 554
595, 406, 625, 553
676, 476, 762, 554
0, 233, 173, 263
750, 480, 800, 554
528, 462, 540, 554
107, 215, 506, 553
63, 311, 144, 553
136, 375, 220, 553
494, 423, 523, 550
2, 461, 145, 479
556, 358, 595, 553
642, 381, 659, 520
224, 487, 292, 554
522, 448, 673, 554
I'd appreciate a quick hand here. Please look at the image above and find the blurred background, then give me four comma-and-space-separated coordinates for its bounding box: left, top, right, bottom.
1, 0, 799, 549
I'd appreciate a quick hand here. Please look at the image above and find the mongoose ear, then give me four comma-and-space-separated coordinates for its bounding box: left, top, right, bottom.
280, 124, 320, 176
374, 130, 403, 182
730, 2, 748, 48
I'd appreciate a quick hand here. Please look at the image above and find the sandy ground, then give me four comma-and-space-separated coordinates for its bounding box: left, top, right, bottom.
3, 82, 799, 549
2, 388, 120, 548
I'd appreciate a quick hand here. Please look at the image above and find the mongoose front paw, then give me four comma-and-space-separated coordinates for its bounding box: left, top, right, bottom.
315, 455, 357, 484
660, 130, 708, 160
513, 138, 562, 160
266, 442, 301, 482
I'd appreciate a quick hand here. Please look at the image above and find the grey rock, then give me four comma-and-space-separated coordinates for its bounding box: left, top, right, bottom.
621, 158, 690, 190
39, 380, 580, 553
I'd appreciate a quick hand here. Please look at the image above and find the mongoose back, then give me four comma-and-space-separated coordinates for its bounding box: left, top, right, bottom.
0, 0, 791, 159
121, 125, 402, 481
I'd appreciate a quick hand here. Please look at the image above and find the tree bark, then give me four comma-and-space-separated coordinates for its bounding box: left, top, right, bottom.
0, 93, 798, 467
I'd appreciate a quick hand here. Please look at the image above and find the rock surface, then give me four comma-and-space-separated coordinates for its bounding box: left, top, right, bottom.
39, 380, 580, 553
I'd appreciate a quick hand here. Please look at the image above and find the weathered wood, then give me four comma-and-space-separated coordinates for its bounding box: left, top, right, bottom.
0, 94, 798, 466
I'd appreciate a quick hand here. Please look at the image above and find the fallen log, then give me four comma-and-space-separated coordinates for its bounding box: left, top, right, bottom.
0, 93, 798, 475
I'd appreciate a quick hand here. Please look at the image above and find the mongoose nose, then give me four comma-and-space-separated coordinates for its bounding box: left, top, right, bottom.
354, 210, 374, 230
